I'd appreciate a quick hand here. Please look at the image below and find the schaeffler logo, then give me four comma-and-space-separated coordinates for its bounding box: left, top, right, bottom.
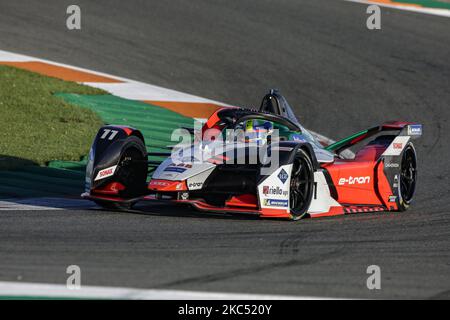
278, 169, 289, 184
338, 176, 371, 186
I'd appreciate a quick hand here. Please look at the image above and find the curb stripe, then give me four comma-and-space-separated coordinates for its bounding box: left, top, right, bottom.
344, 0, 450, 17
367, 0, 422, 8
0, 61, 122, 83
143, 101, 221, 119
83, 81, 227, 105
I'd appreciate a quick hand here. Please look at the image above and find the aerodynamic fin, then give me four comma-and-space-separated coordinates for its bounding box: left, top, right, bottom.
325, 122, 422, 154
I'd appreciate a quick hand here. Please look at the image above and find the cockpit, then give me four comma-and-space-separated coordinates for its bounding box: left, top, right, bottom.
201, 89, 324, 149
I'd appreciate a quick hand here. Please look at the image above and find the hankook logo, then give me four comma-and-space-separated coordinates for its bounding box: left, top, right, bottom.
338, 176, 371, 186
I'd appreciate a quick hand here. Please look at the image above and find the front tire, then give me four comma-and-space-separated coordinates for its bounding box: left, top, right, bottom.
289, 149, 315, 220
115, 136, 148, 199
94, 136, 147, 211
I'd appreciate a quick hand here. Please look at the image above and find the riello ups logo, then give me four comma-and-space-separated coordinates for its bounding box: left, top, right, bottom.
263, 186, 288, 196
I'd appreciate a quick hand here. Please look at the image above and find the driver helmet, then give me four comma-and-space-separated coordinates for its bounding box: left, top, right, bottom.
244, 120, 273, 145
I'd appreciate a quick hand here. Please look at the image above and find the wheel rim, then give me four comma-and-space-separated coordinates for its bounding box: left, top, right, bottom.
117, 147, 147, 196
290, 156, 313, 217
400, 146, 417, 203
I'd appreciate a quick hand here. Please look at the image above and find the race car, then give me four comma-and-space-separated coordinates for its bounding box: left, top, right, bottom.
81, 89, 422, 220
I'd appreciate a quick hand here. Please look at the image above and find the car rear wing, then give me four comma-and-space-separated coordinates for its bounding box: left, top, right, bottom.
325, 121, 422, 154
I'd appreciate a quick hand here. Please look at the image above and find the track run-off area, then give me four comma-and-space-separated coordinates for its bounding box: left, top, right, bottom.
0, 0, 449, 299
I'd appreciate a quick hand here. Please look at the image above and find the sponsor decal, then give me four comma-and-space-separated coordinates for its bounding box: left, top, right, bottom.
149, 180, 171, 188
388, 195, 397, 202
148, 180, 185, 190
186, 167, 214, 191
164, 162, 193, 173
94, 165, 117, 181
338, 176, 371, 186
162, 173, 175, 178
262, 185, 287, 196
164, 167, 187, 173
291, 134, 306, 143
178, 163, 193, 168
263, 199, 289, 207
278, 169, 289, 184
188, 182, 203, 189
383, 136, 410, 156
180, 192, 189, 200
408, 124, 422, 136
393, 143, 403, 150
385, 162, 399, 168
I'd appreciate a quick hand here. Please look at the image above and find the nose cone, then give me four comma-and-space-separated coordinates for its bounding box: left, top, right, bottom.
152, 158, 216, 181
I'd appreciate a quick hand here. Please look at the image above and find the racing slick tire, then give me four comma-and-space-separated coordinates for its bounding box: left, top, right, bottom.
289, 148, 315, 220
397, 143, 417, 212
95, 136, 148, 211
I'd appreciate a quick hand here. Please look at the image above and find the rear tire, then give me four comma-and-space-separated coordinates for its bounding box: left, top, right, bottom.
397, 143, 417, 211
289, 149, 315, 220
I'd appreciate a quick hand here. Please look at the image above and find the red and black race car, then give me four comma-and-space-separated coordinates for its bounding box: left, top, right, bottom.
82, 90, 422, 220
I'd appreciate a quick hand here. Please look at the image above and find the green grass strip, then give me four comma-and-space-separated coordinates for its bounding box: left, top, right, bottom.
0, 67, 196, 198
0, 65, 105, 169
393, 0, 450, 10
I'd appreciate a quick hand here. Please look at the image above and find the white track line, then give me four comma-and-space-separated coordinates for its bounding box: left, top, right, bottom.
344, 0, 450, 18
0, 281, 338, 300
0, 198, 96, 211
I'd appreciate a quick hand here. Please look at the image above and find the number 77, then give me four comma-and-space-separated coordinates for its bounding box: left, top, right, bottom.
100, 129, 119, 140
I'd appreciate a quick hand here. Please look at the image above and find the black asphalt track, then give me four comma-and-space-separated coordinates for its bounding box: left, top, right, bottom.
0, 0, 449, 298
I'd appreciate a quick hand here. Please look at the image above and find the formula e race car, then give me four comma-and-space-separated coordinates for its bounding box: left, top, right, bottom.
81, 90, 422, 220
